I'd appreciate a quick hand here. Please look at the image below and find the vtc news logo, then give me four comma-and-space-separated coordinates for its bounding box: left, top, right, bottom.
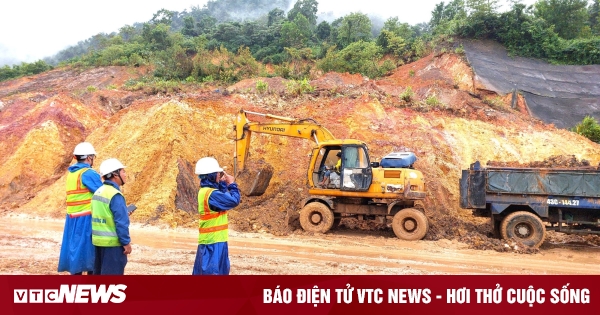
14, 284, 127, 303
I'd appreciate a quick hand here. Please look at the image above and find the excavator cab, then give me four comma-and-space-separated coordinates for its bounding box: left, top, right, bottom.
313, 145, 372, 191
339, 145, 373, 191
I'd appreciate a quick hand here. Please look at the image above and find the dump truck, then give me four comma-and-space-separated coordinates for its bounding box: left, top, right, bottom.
234, 110, 429, 240
460, 161, 600, 248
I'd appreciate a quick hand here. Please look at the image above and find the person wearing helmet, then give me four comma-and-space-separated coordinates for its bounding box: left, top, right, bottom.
318, 151, 342, 188
193, 157, 241, 275
58, 142, 103, 275
91, 158, 132, 275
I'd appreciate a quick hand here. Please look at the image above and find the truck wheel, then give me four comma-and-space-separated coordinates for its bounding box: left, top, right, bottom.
500, 211, 546, 248
300, 202, 335, 233
392, 208, 428, 241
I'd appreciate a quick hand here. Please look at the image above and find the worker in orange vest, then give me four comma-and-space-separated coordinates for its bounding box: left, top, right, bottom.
58, 142, 103, 275
193, 157, 241, 275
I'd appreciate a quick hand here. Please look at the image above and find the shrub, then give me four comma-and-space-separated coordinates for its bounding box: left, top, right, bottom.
455, 45, 465, 55
571, 115, 600, 143
399, 86, 414, 102
274, 63, 292, 79
425, 94, 442, 107
285, 78, 314, 96
256, 80, 269, 94
317, 41, 387, 79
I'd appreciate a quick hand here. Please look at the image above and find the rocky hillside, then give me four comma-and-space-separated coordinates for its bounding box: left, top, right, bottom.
1, 51, 599, 248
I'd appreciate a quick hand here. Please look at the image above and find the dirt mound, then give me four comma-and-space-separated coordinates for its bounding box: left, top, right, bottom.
487, 154, 592, 168
0, 66, 148, 98
310, 72, 365, 91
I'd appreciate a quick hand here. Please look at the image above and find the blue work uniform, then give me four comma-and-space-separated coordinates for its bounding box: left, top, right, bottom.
58, 163, 102, 275
193, 173, 241, 275
93, 180, 131, 275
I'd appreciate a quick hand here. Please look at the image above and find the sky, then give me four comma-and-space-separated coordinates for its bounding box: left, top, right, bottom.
0, 0, 538, 66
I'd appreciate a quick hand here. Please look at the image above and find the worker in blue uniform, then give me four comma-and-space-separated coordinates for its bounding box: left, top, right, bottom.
193, 157, 241, 275
91, 158, 132, 275
58, 142, 103, 275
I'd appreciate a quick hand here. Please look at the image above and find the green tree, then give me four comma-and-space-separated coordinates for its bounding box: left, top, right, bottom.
0, 60, 52, 81
280, 14, 312, 48
211, 22, 243, 51
590, 0, 600, 34
0, 65, 17, 81
459, 0, 501, 38
336, 12, 373, 48
119, 25, 138, 41
268, 8, 285, 27
466, 0, 499, 15
383, 17, 415, 39
533, 0, 589, 39
287, 0, 319, 27
316, 21, 331, 41
430, 0, 466, 29
153, 32, 194, 79
377, 30, 408, 57
318, 41, 385, 78
498, 3, 539, 56
142, 23, 172, 51
182, 16, 198, 36
197, 15, 217, 34
151, 9, 175, 26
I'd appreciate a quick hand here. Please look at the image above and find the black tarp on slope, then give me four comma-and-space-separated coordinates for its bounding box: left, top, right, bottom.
462, 40, 600, 129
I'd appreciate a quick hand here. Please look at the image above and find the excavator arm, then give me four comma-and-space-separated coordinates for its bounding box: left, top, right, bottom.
234, 109, 336, 175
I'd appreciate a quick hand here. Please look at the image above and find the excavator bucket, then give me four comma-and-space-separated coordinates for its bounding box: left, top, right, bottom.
236, 159, 274, 196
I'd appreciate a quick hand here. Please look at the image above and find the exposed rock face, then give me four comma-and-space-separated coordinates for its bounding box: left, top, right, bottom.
2, 50, 599, 248
175, 158, 199, 214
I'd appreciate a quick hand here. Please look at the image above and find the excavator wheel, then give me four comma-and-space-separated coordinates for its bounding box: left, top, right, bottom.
392, 208, 429, 241
299, 202, 335, 234
500, 211, 546, 248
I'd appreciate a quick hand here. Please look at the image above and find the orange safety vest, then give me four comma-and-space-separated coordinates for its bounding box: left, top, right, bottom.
198, 187, 228, 244
65, 168, 94, 217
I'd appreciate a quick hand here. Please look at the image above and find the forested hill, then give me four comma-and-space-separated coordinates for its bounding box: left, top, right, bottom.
1, 0, 599, 85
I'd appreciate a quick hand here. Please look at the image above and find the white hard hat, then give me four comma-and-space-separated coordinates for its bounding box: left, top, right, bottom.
99, 158, 126, 176
73, 142, 96, 155
195, 157, 223, 175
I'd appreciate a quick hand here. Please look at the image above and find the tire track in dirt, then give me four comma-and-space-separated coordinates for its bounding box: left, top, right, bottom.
1, 216, 598, 275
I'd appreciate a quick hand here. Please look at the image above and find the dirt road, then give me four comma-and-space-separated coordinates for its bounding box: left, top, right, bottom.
1, 215, 598, 275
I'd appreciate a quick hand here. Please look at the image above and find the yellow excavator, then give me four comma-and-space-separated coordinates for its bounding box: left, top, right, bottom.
234, 109, 429, 240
